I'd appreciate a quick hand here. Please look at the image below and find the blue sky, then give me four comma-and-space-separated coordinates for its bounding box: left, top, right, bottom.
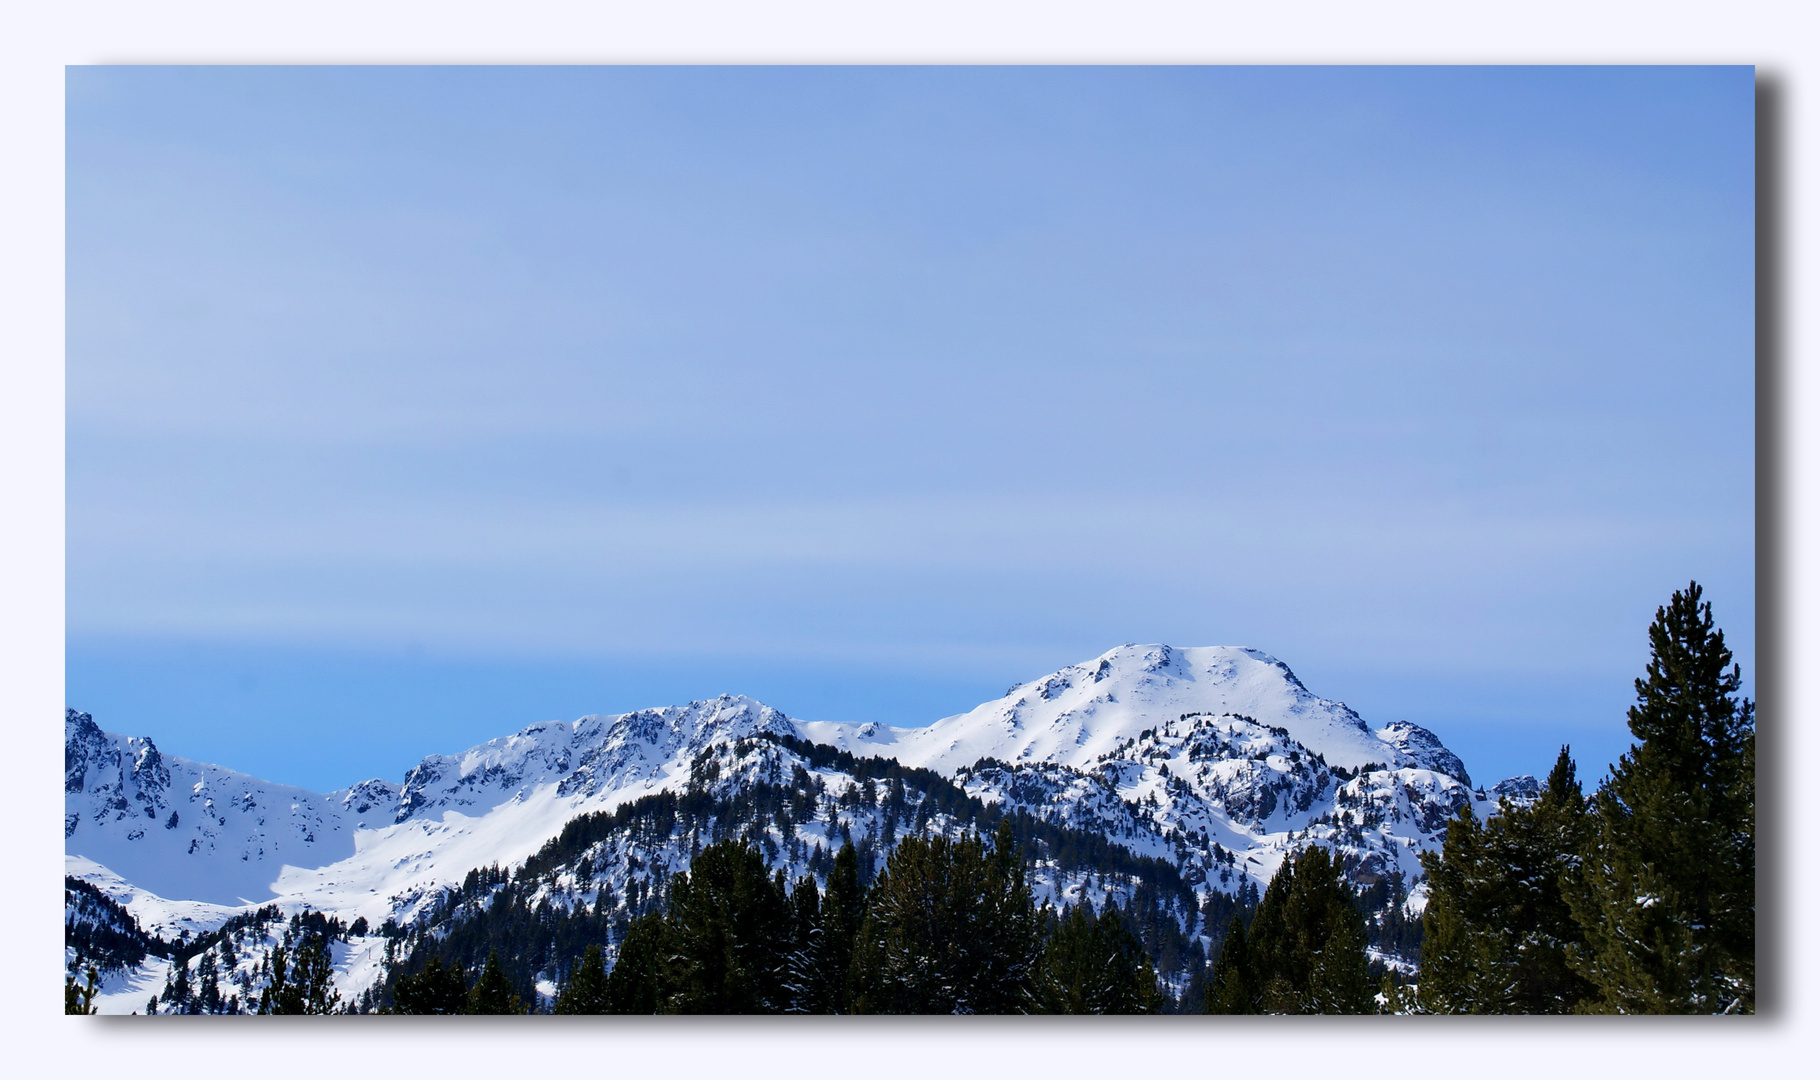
66, 66, 1755, 793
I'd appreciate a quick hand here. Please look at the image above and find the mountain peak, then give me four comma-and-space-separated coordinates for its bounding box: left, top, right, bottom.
795, 643, 1465, 781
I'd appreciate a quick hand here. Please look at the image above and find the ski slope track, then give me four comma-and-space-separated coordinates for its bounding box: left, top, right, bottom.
66, 643, 1529, 1012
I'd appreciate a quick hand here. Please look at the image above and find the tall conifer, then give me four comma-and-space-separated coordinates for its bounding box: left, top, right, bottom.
1418, 747, 1592, 1013
817, 842, 867, 1012
662, 840, 791, 1013
1204, 915, 1258, 1014
850, 823, 1040, 1013
1242, 846, 1372, 1014
554, 944, 610, 1014
603, 914, 667, 1014
1567, 582, 1755, 1013
1034, 902, 1162, 1014
467, 950, 525, 1014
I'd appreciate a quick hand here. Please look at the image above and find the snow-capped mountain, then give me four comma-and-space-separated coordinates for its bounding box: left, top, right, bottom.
798, 644, 1470, 783
65, 643, 1522, 1013
65, 708, 399, 906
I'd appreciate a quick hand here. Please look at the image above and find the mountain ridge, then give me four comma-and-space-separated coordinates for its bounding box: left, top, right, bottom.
65, 642, 1519, 1013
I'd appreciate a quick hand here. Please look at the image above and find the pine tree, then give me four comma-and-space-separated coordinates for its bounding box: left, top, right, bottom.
262, 934, 342, 1015
64, 964, 100, 1015
662, 840, 791, 1013
554, 944, 610, 1015
196, 951, 222, 1015
1567, 582, 1755, 1013
850, 821, 1040, 1014
1203, 915, 1258, 1014
782, 874, 825, 1012
1242, 846, 1372, 1014
391, 955, 469, 1015
256, 945, 294, 1014
466, 950, 525, 1014
1033, 902, 1163, 1014
604, 914, 667, 1014
816, 841, 867, 1013
167, 953, 192, 1013
1418, 747, 1592, 1013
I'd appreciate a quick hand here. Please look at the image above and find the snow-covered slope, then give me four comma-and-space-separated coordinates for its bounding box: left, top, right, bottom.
796, 644, 1470, 783
65, 709, 399, 905
66, 644, 1519, 1013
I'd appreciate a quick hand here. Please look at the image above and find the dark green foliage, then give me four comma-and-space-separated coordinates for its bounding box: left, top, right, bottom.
850, 822, 1040, 1014
392, 736, 1201, 1013
1200, 878, 1258, 955
391, 956, 469, 1015
1204, 915, 1257, 1014
64, 877, 160, 972
1567, 582, 1755, 1013
603, 914, 667, 1014
554, 944, 609, 1014
781, 874, 824, 1012
813, 842, 867, 1013
662, 840, 792, 1013
1418, 747, 1593, 1014
1358, 873, 1422, 963
380, 862, 596, 1011
466, 950, 526, 1014
65, 964, 100, 1015
1234, 846, 1373, 1014
1033, 902, 1163, 1014
258, 933, 341, 1015
195, 951, 222, 1015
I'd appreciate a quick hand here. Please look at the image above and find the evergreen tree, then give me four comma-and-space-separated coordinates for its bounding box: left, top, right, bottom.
391, 955, 469, 1015
850, 821, 1040, 1014
604, 914, 667, 1014
262, 934, 342, 1015
166, 954, 192, 1013
256, 946, 294, 1015
815, 842, 868, 1013
1567, 582, 1755, 1013
64, 964, 100, 1015
466, 950, 525, 1014
1242, 846, 1372, 1014
1033, 902, 1162, 1014
1204, 915, 1258, 1014
662, 840, 791, 1013
1418, 747, 1592, 1014
554, 944, 610, 1015
782, 874, 825, 1012
195, 951, 222, 1015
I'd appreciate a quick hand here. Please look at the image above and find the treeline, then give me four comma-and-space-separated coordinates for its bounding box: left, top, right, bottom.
65, 877, 164, 971
373, 734, 1212, 1011
148, 907, 356, 1015
1416, 582, 1755, 1014
390, 823, 1165, 1014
